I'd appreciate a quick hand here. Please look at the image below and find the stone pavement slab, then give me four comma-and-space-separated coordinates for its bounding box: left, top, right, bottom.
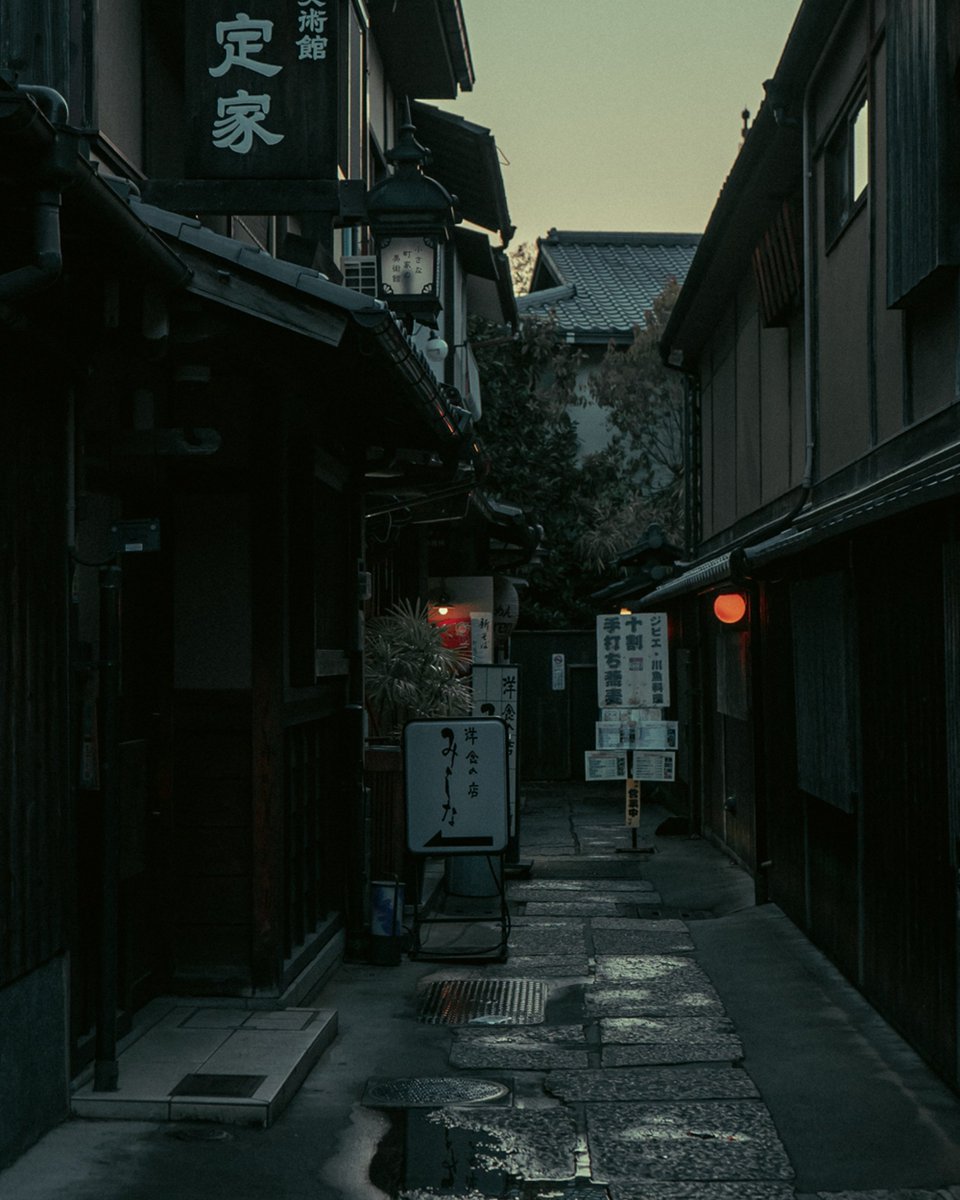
585, 981, 726, 1017
586, 1099, 795, 1182
602, 1040, 743, 1067
545, 1064, 759, 1102
608, 1183, 796, 1199
593, 927, 696, 954
525, 899, 661, 916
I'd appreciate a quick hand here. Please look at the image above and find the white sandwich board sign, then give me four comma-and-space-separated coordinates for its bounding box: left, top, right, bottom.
403, 717, 509, 854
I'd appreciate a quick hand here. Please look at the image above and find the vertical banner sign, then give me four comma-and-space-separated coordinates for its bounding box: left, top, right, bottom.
596, 613, 670, 708
470, 612, 494, 664
404, 718, 508, 854
551, 653, 566, 691
185, 1, 339, 180
472, 665, 520, 836
625, 778, 641, 828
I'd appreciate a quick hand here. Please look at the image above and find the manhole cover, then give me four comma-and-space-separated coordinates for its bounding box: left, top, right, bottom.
363, 1076, 510, 1107
417, 978, 545, 1025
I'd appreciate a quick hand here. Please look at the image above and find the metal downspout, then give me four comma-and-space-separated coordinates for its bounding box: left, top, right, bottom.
796, 0, 860, 934
0, 85, 68, 301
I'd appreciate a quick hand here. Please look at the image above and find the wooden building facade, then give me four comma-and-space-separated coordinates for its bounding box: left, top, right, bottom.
0, 0, 515, 1166
651, 0, 960, 1088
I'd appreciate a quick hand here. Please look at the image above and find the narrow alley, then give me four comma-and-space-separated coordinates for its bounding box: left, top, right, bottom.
5, 783, 960, 1200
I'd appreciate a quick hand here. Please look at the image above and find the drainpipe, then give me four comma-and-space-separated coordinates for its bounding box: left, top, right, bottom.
800, 89, 816, 493
0, 84, 68, 301
0, 81, 190, 301
94, 563, 122, 1092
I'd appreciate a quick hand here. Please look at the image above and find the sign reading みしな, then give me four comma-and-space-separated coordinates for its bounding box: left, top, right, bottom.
185, 1, 339, 180
596, 613, 670, 708
404, 718, 509, 855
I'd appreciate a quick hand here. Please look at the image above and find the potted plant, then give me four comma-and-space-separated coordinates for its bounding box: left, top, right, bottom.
363, 599, 471, 898
364, 598, 471, 739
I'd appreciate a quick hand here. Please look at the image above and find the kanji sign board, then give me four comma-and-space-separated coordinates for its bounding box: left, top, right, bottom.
596, 613, 670, 708
404, 718, 509, 855
185, 0, 339, 180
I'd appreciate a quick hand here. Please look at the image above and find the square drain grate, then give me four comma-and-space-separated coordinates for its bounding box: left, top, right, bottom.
170, 1073, 266, 1098
417, 978, 545, 1026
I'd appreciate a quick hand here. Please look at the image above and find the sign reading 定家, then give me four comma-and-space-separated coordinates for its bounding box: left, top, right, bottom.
596, 613, 670, 708
404, 718, 508, 855
184, 1, 339, 180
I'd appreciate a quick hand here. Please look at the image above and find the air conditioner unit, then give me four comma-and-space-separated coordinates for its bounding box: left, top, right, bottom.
342, 255, 377, 298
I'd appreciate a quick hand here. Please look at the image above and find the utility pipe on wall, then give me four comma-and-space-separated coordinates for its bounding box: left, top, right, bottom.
0, 83, 69, 301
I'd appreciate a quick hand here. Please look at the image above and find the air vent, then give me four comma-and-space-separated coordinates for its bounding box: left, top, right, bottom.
342, 255, 377, 297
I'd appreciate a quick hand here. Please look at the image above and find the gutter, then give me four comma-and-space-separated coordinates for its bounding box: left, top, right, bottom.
0, 77, 190, 301
0, 83, 66, 300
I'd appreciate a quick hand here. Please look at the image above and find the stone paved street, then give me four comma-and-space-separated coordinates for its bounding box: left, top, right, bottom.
5, 781, 960, 1199
382, 782, 960, 1200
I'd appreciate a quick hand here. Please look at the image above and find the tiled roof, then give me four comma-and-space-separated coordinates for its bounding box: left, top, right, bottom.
517, 229, 699, 343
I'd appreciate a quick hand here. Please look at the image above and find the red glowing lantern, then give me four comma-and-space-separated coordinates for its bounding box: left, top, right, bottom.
713, 592, 748, 625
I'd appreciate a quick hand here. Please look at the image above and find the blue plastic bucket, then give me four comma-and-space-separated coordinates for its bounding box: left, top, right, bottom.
370, 879, 405, 963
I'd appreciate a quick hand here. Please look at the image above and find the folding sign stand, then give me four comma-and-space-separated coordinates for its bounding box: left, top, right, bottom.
403, 717, 511, 964
408, 852, 510, 964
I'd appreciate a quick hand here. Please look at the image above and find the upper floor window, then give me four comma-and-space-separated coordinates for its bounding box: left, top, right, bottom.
825, 89, 869, 246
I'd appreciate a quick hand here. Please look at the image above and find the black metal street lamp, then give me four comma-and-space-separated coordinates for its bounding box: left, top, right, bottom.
366, 104, 458, 329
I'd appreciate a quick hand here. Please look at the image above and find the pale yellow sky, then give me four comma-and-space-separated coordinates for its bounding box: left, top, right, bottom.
437, 0, 802, 251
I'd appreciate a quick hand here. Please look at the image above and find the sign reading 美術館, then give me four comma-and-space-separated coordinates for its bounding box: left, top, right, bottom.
184, 1, 339, 180
596, 613, 670, 709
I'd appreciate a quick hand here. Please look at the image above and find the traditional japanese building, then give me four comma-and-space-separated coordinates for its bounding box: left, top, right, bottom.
0, 0, 514, 1164
647, 0, 960, 1088
519, 230, 699, 457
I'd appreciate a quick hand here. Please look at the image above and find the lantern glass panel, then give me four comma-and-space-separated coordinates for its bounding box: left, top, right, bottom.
378, 235, 437, 298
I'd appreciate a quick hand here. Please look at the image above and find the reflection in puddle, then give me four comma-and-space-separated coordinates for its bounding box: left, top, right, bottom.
380, 1105, 580, 1197
402, 1109, 508, 1195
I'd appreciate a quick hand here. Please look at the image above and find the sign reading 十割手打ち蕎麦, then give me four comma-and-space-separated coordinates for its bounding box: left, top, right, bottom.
596, 613, 670, 709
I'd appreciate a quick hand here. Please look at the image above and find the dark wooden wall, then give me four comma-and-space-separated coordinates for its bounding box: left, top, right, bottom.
0, 375, 67, 988
757, 516, 957, 1083
511, 631, 596, 781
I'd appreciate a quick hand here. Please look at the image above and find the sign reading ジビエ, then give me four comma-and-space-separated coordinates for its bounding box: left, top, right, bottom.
184, 1, 339, 180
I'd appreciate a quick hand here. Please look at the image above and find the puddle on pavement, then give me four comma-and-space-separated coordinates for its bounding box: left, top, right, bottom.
370, 1103, 581, 1198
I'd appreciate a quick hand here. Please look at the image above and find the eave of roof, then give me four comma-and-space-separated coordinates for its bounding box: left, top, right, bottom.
129, 195, 468, 455
520, 230, 699, 343
368, 0, 474, 98
454, 226, 517, 327
412, 101, 513, 244
660, 0, 850, 368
